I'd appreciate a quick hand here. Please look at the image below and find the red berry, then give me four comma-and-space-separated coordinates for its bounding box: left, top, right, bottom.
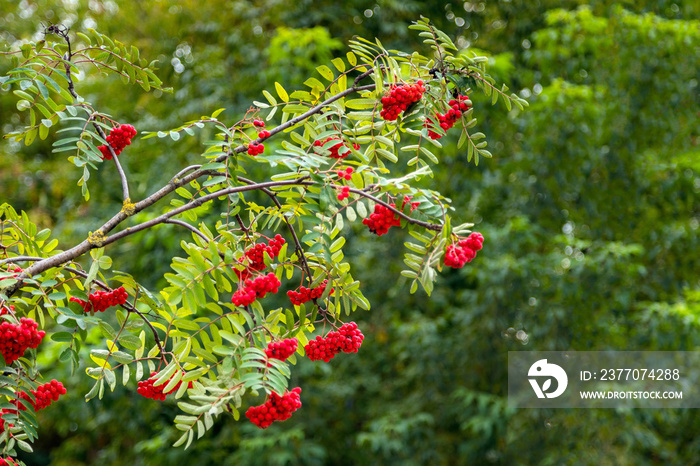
337, 186, 350, 201
0, 317, 45, 364
247, 142, 265, 156
232, 273, 281, 307
380, 82, 426, 121
137, 371, 192, 400
265, 338, 298, 363
313, 136, 356, 159
234, 235, 286, 280
98, 124, 137, 160
70, 286, 128, 313
444, 232, 484, 268
245, 387, 302, 428
287, 280, 334, 306
424, 94, 471, 139
15, 379, 67, 411
304, 322, 364, 362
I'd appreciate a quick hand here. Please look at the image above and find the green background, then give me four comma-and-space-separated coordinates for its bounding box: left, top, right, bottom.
1, 0, 699, 464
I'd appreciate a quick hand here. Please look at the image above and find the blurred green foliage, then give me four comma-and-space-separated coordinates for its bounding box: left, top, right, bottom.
1, 0, 699, 464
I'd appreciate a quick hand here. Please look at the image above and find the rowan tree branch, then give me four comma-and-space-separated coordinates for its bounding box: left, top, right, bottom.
100, 178, 311, 247
7, 66, 433, 296
163, 219, 209, 242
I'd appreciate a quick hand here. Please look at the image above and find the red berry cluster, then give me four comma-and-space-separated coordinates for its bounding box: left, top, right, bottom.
0, 317, 45, 364
0, 266, 22, 280
69, 286, 128, 313
247, 142, 265, 156
362, 196, 419, 236
137, 372, 193, 401
337, 186, 350, 201
337, 167, 354, 180
444, 232, 484, 268
380, 81, 426, 121
0, 305, 14, 316
313, 136, 359, 159
258, 130, 271, 139
236, 235, 286, 280
287, 280, 334, 306
231, 273, 281, 307
98, 124, 137, 160
16, 380, 67, 411
253, 120, 265, 128
0, 457, 17, 465
304, 322, 364, 362
425, 95, 471, 139
265, 338, 298, 362
245, 387, 302, 429
362, 203, 401, 236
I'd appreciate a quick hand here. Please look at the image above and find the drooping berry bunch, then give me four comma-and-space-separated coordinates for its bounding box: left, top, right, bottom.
69, 286, 128, 313
304, 322, 364, 362
245, 387, 302, 429
0, 317, 45, 364
258, 130, 271, 139
265, 338, 298, 363
16, 379, 67, 411
425, 95, 471, 139
137, 372, 193, 401
287, 280, 334, 306
362, 203, 401, 236
247, 142, 265, 156
362, 196, 419, 236
444, 232, 484, 268
0, 305, 14, 316
380, 81, 426, 121
253, 119, 265, 128
235, 235, 286, 280
231, 273, 281, 307
98, 124, 137, 160
0, 457, 17, 465
312, 136, 359, 159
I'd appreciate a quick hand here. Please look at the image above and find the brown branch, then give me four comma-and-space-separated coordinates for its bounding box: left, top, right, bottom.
99, 178, 311, 247
6, 69, 415, 295
163, 219, 209, 242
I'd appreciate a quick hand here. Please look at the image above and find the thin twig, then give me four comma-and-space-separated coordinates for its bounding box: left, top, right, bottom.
163, 219, 209, 242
